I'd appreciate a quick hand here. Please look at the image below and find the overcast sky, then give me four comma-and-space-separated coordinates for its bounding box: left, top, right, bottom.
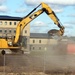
0, 0, 75, 36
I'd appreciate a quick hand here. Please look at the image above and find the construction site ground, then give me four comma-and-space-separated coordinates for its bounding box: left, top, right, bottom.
0, 49, 75, 75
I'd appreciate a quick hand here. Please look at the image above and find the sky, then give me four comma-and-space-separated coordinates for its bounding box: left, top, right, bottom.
0, 0, 75, 36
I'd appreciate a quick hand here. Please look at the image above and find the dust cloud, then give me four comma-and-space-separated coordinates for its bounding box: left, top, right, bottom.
0, 39, 75, 74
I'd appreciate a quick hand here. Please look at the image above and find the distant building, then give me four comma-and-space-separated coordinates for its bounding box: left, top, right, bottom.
30, 33, 58, 51
0, 16, 30, 51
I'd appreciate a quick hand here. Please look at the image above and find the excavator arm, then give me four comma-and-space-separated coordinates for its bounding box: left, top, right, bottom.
14, 2, 64, 44
41, 3, 64, 36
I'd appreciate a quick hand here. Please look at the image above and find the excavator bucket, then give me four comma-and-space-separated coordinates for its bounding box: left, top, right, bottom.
48, 29, 62, 40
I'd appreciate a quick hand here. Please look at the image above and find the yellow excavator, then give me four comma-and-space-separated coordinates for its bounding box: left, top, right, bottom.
0, 2, 64, 54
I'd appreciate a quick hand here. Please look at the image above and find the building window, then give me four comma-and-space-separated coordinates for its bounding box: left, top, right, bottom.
33, 47, 35, 50
14, 30, 16, 33
39, 47, 41, 50
33, 40, 35, 43
39, 40, 41, 43
25, 30, 27, 33
14, 22, 16, 25
4, 30, 7, 33
0, 30, 2, 33
5, 22, 7, 25
10, 22, 12, 25
0, 21, 2, 25
9, 30, 11, 33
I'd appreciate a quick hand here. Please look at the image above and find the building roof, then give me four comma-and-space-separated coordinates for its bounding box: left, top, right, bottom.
0, 15, 22, 21
30, 33, 52, 39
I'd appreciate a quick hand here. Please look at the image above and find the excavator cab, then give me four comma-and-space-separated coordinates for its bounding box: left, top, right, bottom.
2, 33, 14, 46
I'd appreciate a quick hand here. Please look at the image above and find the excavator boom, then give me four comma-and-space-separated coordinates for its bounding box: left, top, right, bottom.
14, 2, 64, 44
